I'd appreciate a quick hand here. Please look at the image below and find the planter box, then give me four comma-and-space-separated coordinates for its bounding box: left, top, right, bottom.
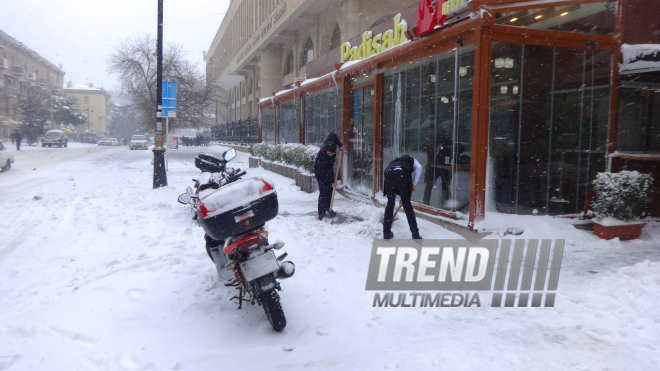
251, 157, 317, 194
296, 172, 318, 193
593, 222, 645, 240
249, 157, 261, 168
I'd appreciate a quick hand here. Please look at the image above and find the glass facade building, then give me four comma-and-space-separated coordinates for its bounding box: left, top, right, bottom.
258, 0, 660, 229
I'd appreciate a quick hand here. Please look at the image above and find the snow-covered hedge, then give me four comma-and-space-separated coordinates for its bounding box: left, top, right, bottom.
590, 171, 655, 222
249, 143, 320, 174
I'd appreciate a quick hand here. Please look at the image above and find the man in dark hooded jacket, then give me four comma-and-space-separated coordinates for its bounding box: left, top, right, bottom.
314, 132, 343, 219
383, 154, 423, 239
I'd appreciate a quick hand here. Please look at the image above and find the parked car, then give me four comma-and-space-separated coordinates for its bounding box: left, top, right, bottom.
98, 138, 120, 146
129, 135, 149, 150
0, 141, 15, 172
42, 130, 68, 147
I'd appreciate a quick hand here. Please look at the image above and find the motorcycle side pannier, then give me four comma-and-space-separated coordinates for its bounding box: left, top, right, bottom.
197, 178, 278, 241
195, 152, 225, 173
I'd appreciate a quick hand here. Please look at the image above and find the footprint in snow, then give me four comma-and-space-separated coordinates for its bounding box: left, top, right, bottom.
127, 288, 144, 301
50, 327, 96, 347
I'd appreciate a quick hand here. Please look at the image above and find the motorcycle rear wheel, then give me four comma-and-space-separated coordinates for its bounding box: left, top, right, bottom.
260, 289, 286, 332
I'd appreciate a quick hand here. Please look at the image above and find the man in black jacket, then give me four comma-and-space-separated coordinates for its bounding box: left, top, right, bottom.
314, 132, 343, 219
383, 155, 423, 239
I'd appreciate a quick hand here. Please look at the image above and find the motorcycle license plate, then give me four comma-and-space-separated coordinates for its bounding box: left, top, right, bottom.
240, 250, 279, 281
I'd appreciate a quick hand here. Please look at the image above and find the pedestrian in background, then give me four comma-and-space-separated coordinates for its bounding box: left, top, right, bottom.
382, 154, 423, 239
14, 131, 23, 151
314, 132, 343, 220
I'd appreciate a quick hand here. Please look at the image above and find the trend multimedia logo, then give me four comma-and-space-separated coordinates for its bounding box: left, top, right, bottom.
366, 239, 564, 308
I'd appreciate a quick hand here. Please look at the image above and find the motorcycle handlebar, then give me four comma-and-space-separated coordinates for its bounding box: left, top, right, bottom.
226, 171, 247, 183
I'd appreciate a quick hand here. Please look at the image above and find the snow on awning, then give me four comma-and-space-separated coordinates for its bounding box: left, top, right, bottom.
621, 44, 660, 74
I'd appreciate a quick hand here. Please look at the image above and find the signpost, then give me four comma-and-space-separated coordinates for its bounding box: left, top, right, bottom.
161, 81, 177, 171
153, 0, 167, 188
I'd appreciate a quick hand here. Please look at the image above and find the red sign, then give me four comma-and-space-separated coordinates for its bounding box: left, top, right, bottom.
417, 0, 448, 37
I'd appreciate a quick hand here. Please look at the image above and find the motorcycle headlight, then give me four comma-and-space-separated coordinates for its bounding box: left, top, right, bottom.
226, 167, 235, 176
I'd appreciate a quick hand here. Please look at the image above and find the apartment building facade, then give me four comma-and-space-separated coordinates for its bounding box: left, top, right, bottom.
63, 83, 112, 134
0, 30, 66, 138
206, 0, 419, 123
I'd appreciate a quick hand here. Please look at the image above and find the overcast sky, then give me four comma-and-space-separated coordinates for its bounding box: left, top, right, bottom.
2, 0, 230, 95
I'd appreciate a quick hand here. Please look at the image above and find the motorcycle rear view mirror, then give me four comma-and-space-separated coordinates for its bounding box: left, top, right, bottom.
186, 186, 193, 196
178, 193, 191, 205
223, 148, 237, 162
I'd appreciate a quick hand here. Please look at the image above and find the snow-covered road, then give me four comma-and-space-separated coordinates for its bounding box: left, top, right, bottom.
1, 143, 659, 370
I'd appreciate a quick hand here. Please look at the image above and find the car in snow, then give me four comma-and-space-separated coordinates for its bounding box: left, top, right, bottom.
0, 141, 15, 172
42, 130, 68, 147
129, 135, 149, 150
98, 138, 119, 146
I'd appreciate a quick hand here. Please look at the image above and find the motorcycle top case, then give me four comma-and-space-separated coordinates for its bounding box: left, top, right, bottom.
197, 177, 278, 241
195, 152, 225, 173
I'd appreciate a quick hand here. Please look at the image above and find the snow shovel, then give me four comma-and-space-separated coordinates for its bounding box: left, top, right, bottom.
393, 205, 402, 218
329, 150, 343, 211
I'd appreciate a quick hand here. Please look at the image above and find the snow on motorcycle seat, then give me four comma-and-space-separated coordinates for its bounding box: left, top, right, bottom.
195, 152, 225, 173
196, 177, 278, 241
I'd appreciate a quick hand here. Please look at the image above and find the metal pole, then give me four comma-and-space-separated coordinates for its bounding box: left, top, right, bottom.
152, 0, 168, 188
546, 47, 557, 215
515, 43, 525, 215
165, 116, 169, 171
575, 49, 587, 214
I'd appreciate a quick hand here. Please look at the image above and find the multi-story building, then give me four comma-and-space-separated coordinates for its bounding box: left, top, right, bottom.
206, 0, 419, 123
63, 83, 112, 134
0, 30, 66, 139
208, 0, 660, 228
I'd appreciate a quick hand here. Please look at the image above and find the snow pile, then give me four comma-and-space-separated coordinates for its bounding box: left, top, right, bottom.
199, 177, 275, 217
621, 43, 660, 73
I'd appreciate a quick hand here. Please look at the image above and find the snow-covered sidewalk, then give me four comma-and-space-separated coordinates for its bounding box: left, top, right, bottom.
0, 144, 658, 370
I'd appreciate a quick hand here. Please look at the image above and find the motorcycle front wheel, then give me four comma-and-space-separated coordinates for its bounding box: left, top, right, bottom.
260, 289, 286, 332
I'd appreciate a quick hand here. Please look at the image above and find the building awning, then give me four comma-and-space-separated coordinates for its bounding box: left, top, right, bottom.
621, 44, 660, 74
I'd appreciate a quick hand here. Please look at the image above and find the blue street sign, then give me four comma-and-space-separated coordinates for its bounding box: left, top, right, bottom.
162, 81, 177, 118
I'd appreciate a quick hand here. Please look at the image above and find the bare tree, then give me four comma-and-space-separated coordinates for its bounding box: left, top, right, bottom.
107, 34, 217, 132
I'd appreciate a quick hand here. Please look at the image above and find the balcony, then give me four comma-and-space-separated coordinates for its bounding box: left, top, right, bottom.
37, 78, 47, 86
10, 65, 24, 76
4, 87, 17, 97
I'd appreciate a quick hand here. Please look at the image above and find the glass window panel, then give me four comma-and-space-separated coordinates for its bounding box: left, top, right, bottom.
518, 44, 553, 215
348, 86, 374, 194
261, 107, 275, 144
495, 2, 616, 36
488, 43, 611, 216
617, 73, 660, 154
381, 46, 474, 214
303, 87, 342, 145
278, 99, 298, 144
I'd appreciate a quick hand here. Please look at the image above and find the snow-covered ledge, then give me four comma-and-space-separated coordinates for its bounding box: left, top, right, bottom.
621, 44, 660, 74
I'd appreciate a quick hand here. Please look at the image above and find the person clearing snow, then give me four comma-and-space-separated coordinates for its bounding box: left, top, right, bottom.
382, 155, 422, 239
313, 132, 343, 220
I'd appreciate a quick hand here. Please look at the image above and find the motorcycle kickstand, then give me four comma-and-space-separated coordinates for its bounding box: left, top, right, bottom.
224, 278, 239, 287
230, 286, 251, 309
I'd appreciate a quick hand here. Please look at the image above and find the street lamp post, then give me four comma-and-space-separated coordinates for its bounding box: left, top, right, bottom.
152, 0, 168, 188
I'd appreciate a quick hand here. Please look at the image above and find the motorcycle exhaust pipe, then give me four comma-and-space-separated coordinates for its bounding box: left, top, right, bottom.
277, 261, 295, 280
